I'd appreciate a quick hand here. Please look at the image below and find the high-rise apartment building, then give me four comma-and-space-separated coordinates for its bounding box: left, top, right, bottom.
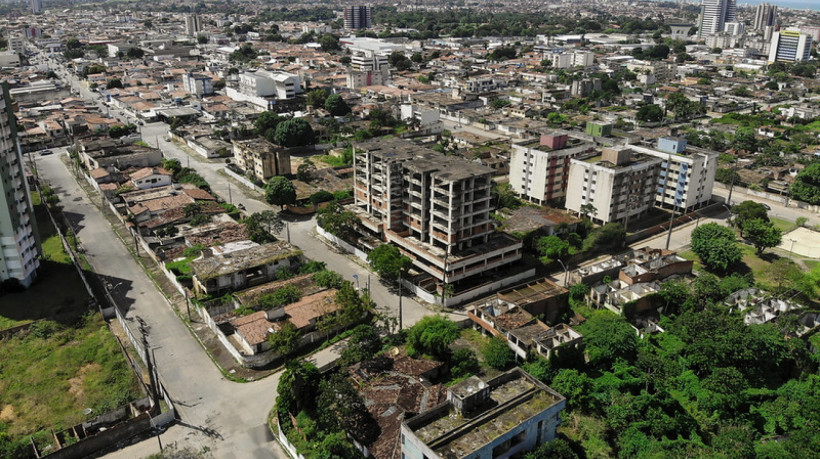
0, 82, 40, 287
353, 138, 522, 286
724, 22, 745, 36
344, 6, 372, 30
510, 132, 595, 205
185, 14, 202, 36
753, 3, 777, 31
30, 0, 43, 14
698, 0, 736, 38
769, 29, 813, 63
629, 137, 719, 211
566, 147, 661, 225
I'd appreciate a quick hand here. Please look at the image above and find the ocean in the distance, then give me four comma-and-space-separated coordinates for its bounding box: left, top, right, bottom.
736, 0, 819, 11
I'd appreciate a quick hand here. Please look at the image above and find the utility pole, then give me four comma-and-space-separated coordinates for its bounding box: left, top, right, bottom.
726, 158, 739, 207
286, 222, 291, 243
398, 270, 403, 331
665, 205, 677, 250
228, 183, 232, 204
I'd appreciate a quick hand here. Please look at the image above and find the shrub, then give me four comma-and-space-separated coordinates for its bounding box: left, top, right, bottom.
482, 337, 516, 370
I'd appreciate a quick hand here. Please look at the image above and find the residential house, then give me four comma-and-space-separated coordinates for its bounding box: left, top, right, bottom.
232, 138, 292, 181
129, 167, 173, 190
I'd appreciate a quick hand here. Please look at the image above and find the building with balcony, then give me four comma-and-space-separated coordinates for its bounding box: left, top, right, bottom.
769, 28, 813, 63
343, 6, 372, 30
182, 72, 213, 96
401, 368, 566, 459
0, 81, 40, 287
566, 146, 661, 225
510, 132, 595, 205
629, 137, 719, 211
352, 138, 522, 287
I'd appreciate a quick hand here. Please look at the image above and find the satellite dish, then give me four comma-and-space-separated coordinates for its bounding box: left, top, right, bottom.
83, 408, 93, 415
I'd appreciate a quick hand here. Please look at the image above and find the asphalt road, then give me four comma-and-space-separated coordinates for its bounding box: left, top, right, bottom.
34, 152, 288, 459
712, 184, 818, 227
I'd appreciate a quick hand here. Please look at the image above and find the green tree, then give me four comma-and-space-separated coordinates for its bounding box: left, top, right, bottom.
126, 47, 144, 58
790, 163, 820, 205
450, 348, 480, 378
316, 201, 358, 238
339, 324, 382, 365
274, 118, 316, 147
254, 111, 282, 141
106, 78, 123, 89
318, 33, 340, 52
482, 337, 516, 370
743, 218, 782, 254
637, 104, 664, 123
537, 235, 569, 264
406, 315, 460, 360
306, 88, 329, 108
296, 159, 315, 182
367, 244, 412, 281
731, 200, 769, 236
276, 360, 320, 414
578, 311, 639, 367
324, 94, 351, 116
265, 176, 297, 209
316, 373, 380, 445
690, 223, 742, 272
267, 321, 302, 356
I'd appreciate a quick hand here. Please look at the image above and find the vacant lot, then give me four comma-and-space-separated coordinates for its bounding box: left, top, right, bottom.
0, 198, 143, 456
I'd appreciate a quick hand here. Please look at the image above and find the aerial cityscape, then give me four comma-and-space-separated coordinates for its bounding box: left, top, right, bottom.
1, 0, 819, 458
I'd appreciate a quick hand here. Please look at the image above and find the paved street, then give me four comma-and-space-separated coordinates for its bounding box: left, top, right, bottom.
712, 183, 818, 226
34, 153, 287, 459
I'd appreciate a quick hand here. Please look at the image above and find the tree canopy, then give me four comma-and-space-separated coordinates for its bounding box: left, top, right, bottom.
366, 244, 412, 281
405, 315, 460, 360
790, 163, 820, 205
690, 223, 742, 272
274, 118, 316, 147
265, 176, 296, 209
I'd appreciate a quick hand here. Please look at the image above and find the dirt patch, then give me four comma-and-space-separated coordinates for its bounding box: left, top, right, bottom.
0, 404, 16, 422
68, 363, 102, 400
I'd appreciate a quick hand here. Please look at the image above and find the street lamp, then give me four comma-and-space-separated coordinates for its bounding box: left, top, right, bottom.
788, 238, 797, 261
353, 274, 360, 291
556, 259, 570, 286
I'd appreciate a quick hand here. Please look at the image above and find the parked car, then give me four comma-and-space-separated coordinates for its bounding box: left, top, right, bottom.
39, 149, 53, 156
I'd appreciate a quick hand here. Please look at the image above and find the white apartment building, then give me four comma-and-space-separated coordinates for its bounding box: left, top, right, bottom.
699, 0, 737, 38
629, 137, 718, 211
7, 36, 25, 54
547, 51, 595, 69
724, 22, 745, 36
185, 14, 202, 36
341, 37, 402, 72
182, 72, 213, 96
769, 29, 813, 63
566, 146, 661, 225
347, 69, 387, 89
626, 60, 677, 83
510, 132, 595, 205
0, 82, 40, 286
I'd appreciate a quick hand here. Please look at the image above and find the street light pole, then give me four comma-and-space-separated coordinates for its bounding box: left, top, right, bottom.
665, 205, 677, 250
789, 238, 796, 261
398, 270, 403, 331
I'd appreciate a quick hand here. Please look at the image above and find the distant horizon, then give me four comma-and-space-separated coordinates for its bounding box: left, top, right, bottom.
675, 0, 820, 12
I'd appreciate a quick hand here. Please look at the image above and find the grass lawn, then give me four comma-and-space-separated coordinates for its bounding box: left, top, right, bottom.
769, 217, 795, 233
0, 313, 143, 449
804, 260, 820, 271
316, 154, 350, 168
0, 200, 143, 454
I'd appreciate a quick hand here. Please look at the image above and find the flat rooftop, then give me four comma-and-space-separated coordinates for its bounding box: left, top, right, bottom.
190, 241, 301, 280
498, 277, 568, 305
357, 138, 493, 181
409, 370, 563, 459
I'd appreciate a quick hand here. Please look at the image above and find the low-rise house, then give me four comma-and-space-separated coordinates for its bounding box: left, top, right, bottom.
618, 248, 693, 285
190, 240, 302, 296
401, 368, 566, 459
726, 288, 804, 325
79, 140, 162, 170
129, 167, 173, 190
589, 280, 662, 316
469, 300, 582, 360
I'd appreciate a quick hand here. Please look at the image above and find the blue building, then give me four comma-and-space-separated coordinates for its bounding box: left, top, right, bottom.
401, 368, 566, 459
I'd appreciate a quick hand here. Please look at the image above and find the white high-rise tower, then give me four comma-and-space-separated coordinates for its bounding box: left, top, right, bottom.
698, 0, 736, 38
0, 81, 40, 287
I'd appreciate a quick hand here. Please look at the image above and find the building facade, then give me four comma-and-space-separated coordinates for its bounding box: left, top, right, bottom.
0, 82, 40, 287
30, 0, 43, 14
566, 146, 662, 225
343, 6, 372, 30
769, 29, 813, 63
352, 138, 522, 285
753, 3, 777, 31
509, 132, 595, 205
232, 139, 292, 182
630, 137, 718, 211
182, 72, 213, 96
185, 14, 202, 36
698, 0, 737, 38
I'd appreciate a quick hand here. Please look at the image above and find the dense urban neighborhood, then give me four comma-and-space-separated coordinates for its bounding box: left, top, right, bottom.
1, 0, 820, 458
